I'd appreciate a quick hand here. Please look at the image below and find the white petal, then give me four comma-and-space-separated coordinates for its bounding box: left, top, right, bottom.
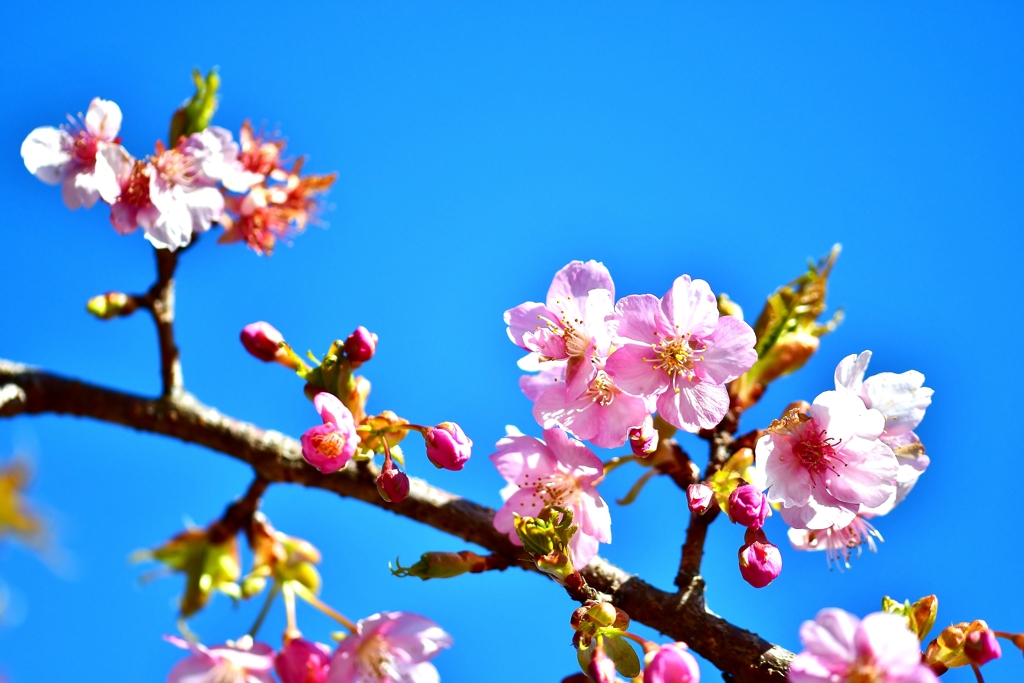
21, 126, 72, 184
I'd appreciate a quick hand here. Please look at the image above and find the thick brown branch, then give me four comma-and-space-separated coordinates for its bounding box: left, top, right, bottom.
0, 360, 791, 682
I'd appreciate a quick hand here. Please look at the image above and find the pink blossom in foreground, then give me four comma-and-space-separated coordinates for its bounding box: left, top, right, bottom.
606, 275, 756, 432
835, 351, 933, 513
491, 426, 611, 567
424, 422, 473, 471
789, 609, 938, 683
505, 261, 616, 400
300, 392, 358, 474
532, 369, 651, 448
327, 612, 452, 683
754, 390, 898, 530
644, 642, 701, 683
787, 515, 883, 570
276, 638, 332, 683
165, 635, 275, 683
21, 97, 123, 210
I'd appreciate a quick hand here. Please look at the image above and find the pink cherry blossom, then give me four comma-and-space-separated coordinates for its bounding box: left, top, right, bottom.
605, 275, 756, 432
276, 638, 332, 683
300, 392, 358, 474
491, 426, 611, 567
643, 642, 701, 683
177, 126, 262, 192
532, 369, 652, 448
788, 515, 883, 570
754, 390, 898, 530
517, 355, 566, 401
505, 261, 616, 400
21, 97, 124, 210
165, 635, 275, 683
835, 351, 932, 512
327, 611, 452, 683
789, 609, 938, 683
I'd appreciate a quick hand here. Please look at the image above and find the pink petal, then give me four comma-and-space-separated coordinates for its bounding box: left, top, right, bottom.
576, 487, 611, 543
489, 434, 557, 485
834, 351, 871, 394
541, 427, 602, 481
699, 315, 756, 384
546, 260, 615, 309
662, 275, 719, 338
656, 378, 729, 432
855, 613, 925, 674
493, 487, 550, 536
610, 293, 667, 344
84, 97, 122, 141
605, 343, 669, 398
504, 302, 554, 349
568, 530, 600, 568
314, 392, 352, 428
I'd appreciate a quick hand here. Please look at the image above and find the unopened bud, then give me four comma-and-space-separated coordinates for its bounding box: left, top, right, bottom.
644, 642, 700, 683
628, 416, 659, 457
86, 291, 138, 319
925, 620, 991, 670
344, 326, 378, 366
687, 484, 714, 515
738, 529, 782, 588
275, 638, 331, 683
424, 422, 473, 471
964, 629, 1002, 666
376, 460, 410, 503
240, 322, 285, 362
728, 484, 770, 529
390, 550, 490, 580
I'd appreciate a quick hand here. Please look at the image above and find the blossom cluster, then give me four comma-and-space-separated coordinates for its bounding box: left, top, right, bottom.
165, 611, 452, 683
21, 97, 333, 254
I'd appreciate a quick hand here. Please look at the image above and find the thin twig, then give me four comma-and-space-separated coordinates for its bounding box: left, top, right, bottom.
147, 248, 183, 398
675, 428, 733, 590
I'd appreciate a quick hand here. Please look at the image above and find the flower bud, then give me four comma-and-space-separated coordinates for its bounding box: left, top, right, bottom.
424, 422, 473, 471
964, 629, 1002, 666
376, 460, 410, 503
390, 550, 491, 580
738, 530, 782, 588
343, 326, 378, 367
588, 641, 617, 683
643, 642, 701, 683
727, 484, 770, 529
628, 416, 659, 457
86, 291, 138, 319
687, 484, 714, 515
240, 322, 285, 362
925, 620, 991, 670
275, 638, 331, 683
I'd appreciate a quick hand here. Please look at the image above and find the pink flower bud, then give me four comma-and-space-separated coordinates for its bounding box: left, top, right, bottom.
643, 642, 701, 683
965, 629, 1002, 666
240, 321, 284, 362
727, 484, 770, 529
377, 460, 410, 503
424, 422, 473, 471
344, 326, 378, 366
738, 531, 782, 588
628, 416, 659, 457
588, 641, 617, 683
686, 484, 714, 515
300, 393, 358, 474
275, 638, 331, 683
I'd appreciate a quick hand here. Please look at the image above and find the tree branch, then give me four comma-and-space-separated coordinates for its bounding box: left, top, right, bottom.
0, 359, 791, 682
147, 248, 183, 398
676, 428, 734, 589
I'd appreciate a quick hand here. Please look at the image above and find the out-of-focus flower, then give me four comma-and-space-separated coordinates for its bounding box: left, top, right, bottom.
925, 620, 996, 672
301, 393, 358, 474
686, 484, 714, 515
882, 595, 938, 643
505, 260, 616, 400
244, 514, 322, 596
644, 642, 701, 683
21, 97, 123, 210
166, 635, 275, 683
424, 422, 473, 471
964, 629, 1002, 667
754, 391, 897, 530
606, 275, 756, 432
738, 530, 782, 588
491, 426, 610, 567
588, 640, 617, 683
327, 612, 452, 683
241, 322, 285, 362
237, 121, 287, 179
0, 458, 44, 546
276, 638, 332, 683
789, 609, 938, 683
788, 515, 882, 570
178, 125, 261, 193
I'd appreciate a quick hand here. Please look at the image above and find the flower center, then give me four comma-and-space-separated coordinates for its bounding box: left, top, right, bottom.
847, 654, 885, 683
68, 131, 99, 166
792, 429, 842, 474
651, 334, 706, 380
518, 470, 579, 511
154, 147, 199, 186
356, 633, 398, 681
121, 162, 152, 208
585, 371, 615, 407
311, 429, 346, 458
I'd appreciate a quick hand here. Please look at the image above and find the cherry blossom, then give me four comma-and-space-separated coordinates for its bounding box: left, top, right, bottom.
300, 392, 358, 474
21, 97, 123, 210
505, 261, 616, 400
491, 426, 611, 567
754, 390, 898, 530
789, 609, 938, 683
276, 638, 332, 683
165, 635, 276, 683
327, 612, 452, 683
788, 515, 883, 570
532, 369, 651, 448
605, 275, 756, 432
517, 355, 566, 402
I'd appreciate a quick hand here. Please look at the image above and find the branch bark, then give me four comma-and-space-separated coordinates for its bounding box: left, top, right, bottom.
0, 359, 791, 682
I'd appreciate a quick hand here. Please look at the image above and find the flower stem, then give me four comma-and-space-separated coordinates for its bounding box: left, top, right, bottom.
289, 581, 358, 633
247, 582, 280, 639
282, 581, 300, 639
603, 455, 635, 475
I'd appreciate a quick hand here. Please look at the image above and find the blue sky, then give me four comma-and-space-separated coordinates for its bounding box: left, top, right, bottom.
1, 2, 1022, 681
